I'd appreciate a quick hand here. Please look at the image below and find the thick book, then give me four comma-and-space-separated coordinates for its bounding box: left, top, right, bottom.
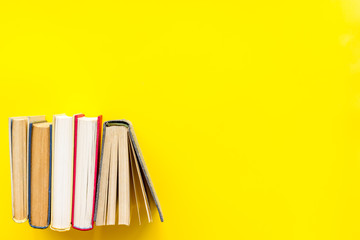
71, 115, 102, 230
9, 116, 46, 223
50, 114, 80, 231
94, 120, 163, 226
28, 121, 52, 229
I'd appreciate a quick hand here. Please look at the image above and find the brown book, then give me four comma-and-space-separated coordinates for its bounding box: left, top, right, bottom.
29, 122, 51, 228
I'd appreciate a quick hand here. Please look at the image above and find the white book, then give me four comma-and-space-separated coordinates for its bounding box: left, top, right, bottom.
50, 114, 74, 231
72, 115, 101, 230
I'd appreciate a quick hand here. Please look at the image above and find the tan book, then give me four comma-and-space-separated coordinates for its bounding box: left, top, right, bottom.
29, 122, 52, 228
95, 120, 163, 226
10, 118, 27, 222
9, 116, 46, 223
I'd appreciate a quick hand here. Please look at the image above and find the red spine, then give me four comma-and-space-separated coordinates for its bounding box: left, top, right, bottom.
71, 114, 85, 230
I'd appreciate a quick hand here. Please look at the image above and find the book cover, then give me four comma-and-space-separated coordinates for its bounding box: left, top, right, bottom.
28, 122, 52, 229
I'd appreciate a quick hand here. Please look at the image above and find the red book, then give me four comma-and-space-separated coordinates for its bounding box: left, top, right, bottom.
71, 114, 102, 230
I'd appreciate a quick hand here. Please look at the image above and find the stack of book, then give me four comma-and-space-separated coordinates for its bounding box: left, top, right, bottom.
9, 114, 163, 231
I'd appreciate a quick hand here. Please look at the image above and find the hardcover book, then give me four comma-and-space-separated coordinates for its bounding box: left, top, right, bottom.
71, 115, 102, 230
50, 114, 81, 231
94, 120, 163, 226
28, 121, 52, 228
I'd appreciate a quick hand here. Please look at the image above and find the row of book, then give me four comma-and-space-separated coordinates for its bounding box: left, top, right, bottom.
9, 114, 163, 231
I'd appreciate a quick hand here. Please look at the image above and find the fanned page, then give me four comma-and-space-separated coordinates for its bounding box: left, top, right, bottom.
95, 126, 113, 225
129, 137, 152, 223
72, 116, 101, 230
118, 126, 130, 225
127, 123, 164, 222
95, 126, 130, 226
51, 115, 73, 231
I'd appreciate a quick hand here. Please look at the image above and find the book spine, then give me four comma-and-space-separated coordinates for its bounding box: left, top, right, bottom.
91, 115, 102, 225
47, 124, 52, 227
28, 123, 32, 227
71, 114, 84, 227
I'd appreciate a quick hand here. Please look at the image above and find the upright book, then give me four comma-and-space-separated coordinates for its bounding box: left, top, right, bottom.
50, 114, 80, 231
9, 116, 46, 223
71, 115, 102, 230
28, 120, 52, 228
94, 120, 163, 226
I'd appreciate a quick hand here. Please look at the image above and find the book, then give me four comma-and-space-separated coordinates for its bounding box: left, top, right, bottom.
28, 121, 52, 229
50, 114, 80, 231
71, 115, 102, 230
9, 115, 163, 231
9, 116, 46, 223
94, 120, 163, 226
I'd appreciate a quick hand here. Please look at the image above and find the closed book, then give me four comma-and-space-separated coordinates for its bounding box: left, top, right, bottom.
71, 115, 102, 230
28, 121, 52, 229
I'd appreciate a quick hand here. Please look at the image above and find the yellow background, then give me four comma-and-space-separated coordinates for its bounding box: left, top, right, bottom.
1, 0, 360, 239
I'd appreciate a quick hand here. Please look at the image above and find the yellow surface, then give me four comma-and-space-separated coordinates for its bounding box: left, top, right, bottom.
0, 0, 360, 239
